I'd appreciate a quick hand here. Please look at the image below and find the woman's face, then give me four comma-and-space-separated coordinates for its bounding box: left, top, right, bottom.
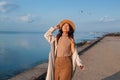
61, 23, 70, 32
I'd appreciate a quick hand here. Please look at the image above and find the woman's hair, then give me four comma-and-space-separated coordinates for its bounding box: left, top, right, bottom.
56, 23, 75, 43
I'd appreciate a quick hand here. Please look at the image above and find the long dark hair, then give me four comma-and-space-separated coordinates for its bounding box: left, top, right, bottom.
56, 23, 75, 43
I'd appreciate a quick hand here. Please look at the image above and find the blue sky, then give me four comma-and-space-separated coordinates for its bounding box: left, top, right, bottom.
0, 0, 120, 32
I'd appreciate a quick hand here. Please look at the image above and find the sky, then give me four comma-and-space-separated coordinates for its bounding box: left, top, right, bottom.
0, 0, 120, 32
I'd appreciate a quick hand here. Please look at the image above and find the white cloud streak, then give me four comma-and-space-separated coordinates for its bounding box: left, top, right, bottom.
99, 16, 117, 22
0, 14, 36, 24
0, 1, 18, 13
19, 14, 35, 23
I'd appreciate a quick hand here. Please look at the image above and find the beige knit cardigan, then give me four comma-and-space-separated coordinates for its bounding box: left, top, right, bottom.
44, 27, 83, 80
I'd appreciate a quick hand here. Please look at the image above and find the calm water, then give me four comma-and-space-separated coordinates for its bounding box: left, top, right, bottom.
0, 31, 104, 80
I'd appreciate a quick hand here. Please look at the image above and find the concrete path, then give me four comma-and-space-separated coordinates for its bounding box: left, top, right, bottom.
72, 36, 120, 80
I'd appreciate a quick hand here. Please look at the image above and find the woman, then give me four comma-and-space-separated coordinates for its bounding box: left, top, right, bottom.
44, 19, 84, 80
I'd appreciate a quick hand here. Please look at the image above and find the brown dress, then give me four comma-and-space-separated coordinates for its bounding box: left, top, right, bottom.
54, 34, 72, 80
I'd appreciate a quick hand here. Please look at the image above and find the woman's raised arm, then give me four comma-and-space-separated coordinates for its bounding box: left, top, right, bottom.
44, 25, 60, 43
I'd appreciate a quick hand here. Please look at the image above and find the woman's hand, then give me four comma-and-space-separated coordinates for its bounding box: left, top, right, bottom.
80, 65, 85, 70
54, 24, 61, 29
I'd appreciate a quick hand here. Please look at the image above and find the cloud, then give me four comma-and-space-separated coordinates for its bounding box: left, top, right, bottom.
0, 1, 19, 13
0, 14, 36, 24
19, 14, 35, 23
99, 16, 117, 22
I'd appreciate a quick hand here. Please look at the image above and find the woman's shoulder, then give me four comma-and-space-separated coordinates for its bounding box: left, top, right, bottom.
69, 37, 74, 42
69, 37, 75, 46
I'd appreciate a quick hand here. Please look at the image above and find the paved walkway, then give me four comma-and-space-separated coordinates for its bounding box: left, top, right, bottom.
72, 36, 120, 80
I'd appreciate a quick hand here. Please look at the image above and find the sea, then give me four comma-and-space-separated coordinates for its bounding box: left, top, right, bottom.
0, 31, 105, 80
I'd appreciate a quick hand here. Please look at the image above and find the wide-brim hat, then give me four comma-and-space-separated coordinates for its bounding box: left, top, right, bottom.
59, 19, 76, 30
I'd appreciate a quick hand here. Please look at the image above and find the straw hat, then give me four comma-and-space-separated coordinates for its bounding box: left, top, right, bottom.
59, 19, 76, 30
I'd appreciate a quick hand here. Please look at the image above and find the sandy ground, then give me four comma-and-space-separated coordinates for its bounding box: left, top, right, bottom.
72, 36, 120, 80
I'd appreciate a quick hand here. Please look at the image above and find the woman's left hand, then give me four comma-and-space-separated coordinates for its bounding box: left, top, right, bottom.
80, 65, 84, 70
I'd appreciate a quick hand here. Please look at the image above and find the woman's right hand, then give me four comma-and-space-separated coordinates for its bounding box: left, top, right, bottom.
54, 24, 61, 29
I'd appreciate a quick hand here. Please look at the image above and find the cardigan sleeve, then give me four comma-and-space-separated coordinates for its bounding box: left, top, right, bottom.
44, 27, 57, 44
74, 47, 83, 66
72, 47, 83, 72
76, 52, 83, 66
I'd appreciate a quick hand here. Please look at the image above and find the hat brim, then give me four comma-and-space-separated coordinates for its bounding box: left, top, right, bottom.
59, 19, 76, 30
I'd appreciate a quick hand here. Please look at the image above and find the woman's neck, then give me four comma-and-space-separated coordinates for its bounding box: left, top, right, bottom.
62, 32, 68, 36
